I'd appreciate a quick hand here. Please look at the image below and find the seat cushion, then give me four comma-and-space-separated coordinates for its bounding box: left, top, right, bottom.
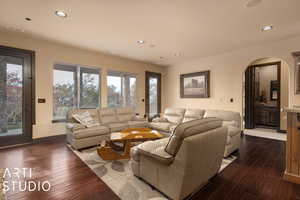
73, 126, 110, 139
128, 121, 148, 128
106, 123, 128, 132
149, 122, 172, 132
137, 138, 174, 165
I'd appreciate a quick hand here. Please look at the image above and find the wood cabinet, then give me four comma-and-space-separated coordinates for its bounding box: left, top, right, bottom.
284, 109, 300, 184
255, 105, 278, 128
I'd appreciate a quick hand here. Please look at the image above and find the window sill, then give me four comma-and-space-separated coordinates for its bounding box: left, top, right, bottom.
52, 119, 67, 123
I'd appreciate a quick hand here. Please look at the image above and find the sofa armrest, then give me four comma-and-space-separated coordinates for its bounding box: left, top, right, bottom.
66, 123, 86, 132
135, 139, 174, 165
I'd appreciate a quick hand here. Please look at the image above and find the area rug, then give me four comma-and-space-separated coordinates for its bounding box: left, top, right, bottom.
0, 169, 6, 200
70, 146, 236, 200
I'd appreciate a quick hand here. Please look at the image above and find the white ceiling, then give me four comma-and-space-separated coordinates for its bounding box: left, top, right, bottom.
0, 0, 300, 66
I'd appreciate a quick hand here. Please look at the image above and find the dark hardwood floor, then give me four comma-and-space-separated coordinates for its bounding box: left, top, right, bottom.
0, 135, 299, 200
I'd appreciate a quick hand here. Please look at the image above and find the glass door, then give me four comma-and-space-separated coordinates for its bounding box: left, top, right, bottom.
0, 46, 34, 147
145, 71, 161, 120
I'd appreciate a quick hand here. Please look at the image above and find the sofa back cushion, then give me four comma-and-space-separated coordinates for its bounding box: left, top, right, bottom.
116, 107, 135, 122
67, 109, 100, 123
163, 108, 186, 124
182, 109, 205, 123
204, 110, 241, 128
98, 108, 118, 124
165, 118, 222, 156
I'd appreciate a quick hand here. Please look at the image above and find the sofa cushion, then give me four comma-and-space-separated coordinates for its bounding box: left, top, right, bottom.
106, 123, 128, 132
182, 109, 205, 123
163, 108, 186, 124
223, 120, 238, 127
66, 123, 86, 131
137, 138, 174, 165
204, 110, 241, 128
116, 107, 135, 122
128, 121, 148, 128
149, 122, 172, 132
227, 126, 240, 137
165, 118, 222, 156
226, 135, 231, 145
99, 108, 119, 124
73, 126, 110, 139
68, 109, 100, 123
169, 124, 178, 133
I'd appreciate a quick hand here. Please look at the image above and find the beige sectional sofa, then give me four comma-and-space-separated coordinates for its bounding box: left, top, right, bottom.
149, 108, 241, 157
130, 118, 228, 200
66, 107, 147, 149
66, 107, 241, 157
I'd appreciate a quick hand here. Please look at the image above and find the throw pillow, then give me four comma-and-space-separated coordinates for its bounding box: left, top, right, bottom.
72, 111, 100, 128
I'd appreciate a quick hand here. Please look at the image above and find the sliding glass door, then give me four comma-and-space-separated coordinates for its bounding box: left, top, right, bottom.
0, 46, 34, 147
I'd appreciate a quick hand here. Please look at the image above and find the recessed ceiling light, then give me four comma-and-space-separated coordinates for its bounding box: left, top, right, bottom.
137, 40, 145, 44
55, 10, 67, 18
262, 25, 273, 31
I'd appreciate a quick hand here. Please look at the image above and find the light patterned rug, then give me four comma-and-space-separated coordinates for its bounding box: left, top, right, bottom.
0, 169, 6, 200
70, 146, 236, 200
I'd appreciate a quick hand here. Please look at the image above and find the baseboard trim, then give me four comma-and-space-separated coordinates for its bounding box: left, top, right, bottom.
0, 142, 32, 150
32, 134, 66, 144
0, 135, 66, 150
283, 171, 300, 184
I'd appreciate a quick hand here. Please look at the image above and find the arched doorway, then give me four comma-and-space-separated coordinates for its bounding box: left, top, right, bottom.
243, 58, 290, 133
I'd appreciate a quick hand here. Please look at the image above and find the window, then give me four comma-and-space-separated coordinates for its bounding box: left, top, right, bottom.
53, 64, 100, 121
107, 71, 137, 108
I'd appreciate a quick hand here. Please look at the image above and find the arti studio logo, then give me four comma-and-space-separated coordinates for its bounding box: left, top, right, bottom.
2, 168, 51, 192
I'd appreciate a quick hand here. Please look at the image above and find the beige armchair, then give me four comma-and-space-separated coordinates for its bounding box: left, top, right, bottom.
130, 118, 227, 200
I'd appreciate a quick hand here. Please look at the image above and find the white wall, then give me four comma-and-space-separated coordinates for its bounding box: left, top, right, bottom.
164, 35, 300, 130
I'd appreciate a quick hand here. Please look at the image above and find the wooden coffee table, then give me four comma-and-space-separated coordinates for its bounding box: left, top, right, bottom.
97, 128, 163, 160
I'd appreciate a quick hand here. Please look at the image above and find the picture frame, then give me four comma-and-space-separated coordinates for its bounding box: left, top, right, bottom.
180, 71, 210, 98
